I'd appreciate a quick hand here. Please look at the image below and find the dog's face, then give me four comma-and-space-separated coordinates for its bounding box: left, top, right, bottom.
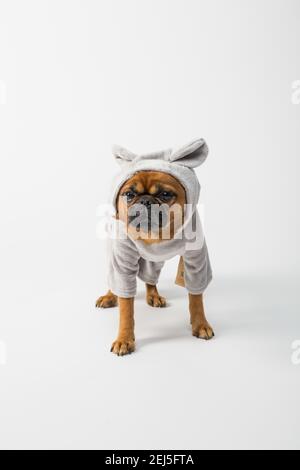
117, 171, 186, 243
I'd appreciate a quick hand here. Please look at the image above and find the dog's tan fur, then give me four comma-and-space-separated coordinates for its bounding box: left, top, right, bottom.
110, 297, 135, 356
96, 171, 214, 355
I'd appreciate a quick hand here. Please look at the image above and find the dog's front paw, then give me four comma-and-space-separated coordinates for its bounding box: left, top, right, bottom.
111, 339, 135, 356
96, 292, 118, 308
192, 322, 215, 340
147, 294, 167, 308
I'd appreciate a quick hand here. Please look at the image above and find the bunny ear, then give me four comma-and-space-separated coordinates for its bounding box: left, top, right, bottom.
112, 145, 137, 167
170, 138, 209, 168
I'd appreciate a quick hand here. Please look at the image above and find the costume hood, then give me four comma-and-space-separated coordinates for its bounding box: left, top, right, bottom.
110, 138, 209, 211
108, 138, 209, 262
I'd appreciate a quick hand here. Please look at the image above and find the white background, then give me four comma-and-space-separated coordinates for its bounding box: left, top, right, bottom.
0, 0, 300, 450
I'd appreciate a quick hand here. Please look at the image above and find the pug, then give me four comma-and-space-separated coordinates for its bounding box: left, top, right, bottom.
96, 139, 214, 355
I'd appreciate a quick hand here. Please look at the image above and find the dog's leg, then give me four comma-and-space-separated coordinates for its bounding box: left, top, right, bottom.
146, 284, 166, 308
111, 297, 135, 356
95, 290, 118, 308
189, 293, 214, 340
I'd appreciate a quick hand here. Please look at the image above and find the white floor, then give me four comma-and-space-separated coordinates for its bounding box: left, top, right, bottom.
1, 264, 299, 450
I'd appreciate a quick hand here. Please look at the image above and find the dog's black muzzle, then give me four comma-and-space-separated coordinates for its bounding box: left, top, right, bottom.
128, 196, 169, 232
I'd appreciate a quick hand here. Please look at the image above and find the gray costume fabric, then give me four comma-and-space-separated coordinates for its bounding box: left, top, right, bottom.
107, 138, 212, 298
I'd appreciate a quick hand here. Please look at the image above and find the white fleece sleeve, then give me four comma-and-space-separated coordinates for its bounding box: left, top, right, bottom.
108, 237, 140, 298
137, 258, 164, 285
183, 240, 213, 295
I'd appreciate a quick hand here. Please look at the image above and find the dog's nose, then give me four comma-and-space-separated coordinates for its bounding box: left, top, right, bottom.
139, 195, 155, 207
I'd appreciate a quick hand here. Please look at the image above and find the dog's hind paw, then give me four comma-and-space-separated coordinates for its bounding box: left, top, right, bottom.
147, 294, 167, 308
95, 292, 118, 309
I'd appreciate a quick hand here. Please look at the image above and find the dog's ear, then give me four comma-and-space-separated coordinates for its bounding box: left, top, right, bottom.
169, 138, 209, 168
112, 145, 137, 167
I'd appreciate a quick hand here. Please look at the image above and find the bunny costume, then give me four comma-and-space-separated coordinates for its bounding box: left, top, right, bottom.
107, 138, 212, 298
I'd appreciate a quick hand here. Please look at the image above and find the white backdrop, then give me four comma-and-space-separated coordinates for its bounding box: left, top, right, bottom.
0, 0, 300, 450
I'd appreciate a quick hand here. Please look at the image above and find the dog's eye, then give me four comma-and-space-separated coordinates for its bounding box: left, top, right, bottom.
123, 191, 136, 202
159, 191, 174, 201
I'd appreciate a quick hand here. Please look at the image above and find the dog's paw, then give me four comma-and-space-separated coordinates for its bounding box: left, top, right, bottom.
192, 323, 215, 340
95, 293, 118, 309
111, 339, 135, 356
147, 294, 167, 308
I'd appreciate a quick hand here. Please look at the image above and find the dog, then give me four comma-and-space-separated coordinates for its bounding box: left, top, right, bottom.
96, 138, 214, 355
